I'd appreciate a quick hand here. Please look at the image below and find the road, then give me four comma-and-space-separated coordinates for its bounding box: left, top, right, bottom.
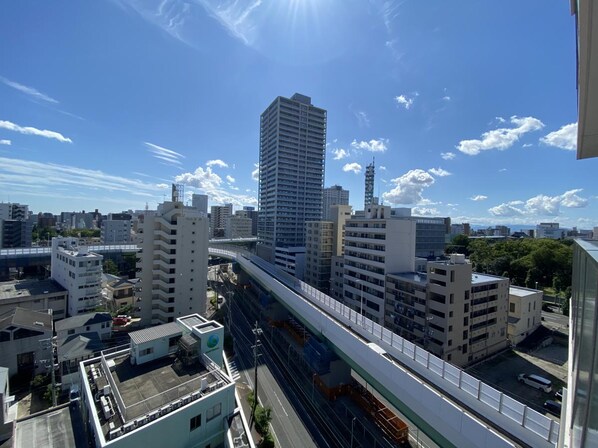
230, 300, 318, 448
541, 310, 569, 334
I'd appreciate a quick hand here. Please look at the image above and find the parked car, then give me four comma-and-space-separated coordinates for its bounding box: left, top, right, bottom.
543, 400, 562, 417
517, 373, 552, 393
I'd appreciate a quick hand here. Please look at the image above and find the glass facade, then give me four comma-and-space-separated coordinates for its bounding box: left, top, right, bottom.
570, 239, 598, 447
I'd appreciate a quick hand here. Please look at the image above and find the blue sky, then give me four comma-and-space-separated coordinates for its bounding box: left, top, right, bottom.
0, 0, 596, 229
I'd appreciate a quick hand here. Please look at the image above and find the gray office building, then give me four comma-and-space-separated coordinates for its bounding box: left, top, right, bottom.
257, 93, 327, 262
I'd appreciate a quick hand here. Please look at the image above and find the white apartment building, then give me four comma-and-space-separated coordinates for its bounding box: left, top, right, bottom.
137, 187, 209, 326
507, 286, 542, 345
101, 217, 132, 244
322, 185, 349, 221
343, 205, 416, 324
51, 237, 103, 316
385, 254, 510, 367
257, 93, 326, 262
79, 314, 253, 448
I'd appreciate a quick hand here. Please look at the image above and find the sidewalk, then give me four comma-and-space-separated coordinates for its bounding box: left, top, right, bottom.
235, 381, 262, 446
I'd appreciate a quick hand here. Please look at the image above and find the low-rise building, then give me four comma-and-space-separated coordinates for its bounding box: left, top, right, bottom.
55, 312, 113, 342
102, 274, 138, 312
58, 331, 104, 391
0, 366, 15, 443
0, 308, 53, 377
79, 314, 253, 448
0, 278, 67, 320
507, 286, 542, 345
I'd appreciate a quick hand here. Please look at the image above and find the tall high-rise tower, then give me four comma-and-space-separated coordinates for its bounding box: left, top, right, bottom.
364, 159, 375, 209
257, 93, 327, 262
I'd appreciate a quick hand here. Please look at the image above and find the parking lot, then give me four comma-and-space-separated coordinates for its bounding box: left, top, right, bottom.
466, 343, 567, 420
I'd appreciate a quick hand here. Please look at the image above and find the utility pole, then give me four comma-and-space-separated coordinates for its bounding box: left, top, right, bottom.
251, 321, 263, 424
40, 337, 58, 407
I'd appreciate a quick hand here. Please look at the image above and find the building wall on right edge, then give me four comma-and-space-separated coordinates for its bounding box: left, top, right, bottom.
568, 239, 598, 448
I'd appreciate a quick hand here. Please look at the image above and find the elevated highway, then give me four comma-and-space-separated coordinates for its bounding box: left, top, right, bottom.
209, 247, 559, 448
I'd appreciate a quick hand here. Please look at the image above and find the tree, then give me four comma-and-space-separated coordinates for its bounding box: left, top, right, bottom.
103, 259, 119, 276
562, 297, 570, 317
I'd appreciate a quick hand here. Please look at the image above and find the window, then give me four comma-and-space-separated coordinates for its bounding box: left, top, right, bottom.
68, 329, 75, 335
509, 302, 516, 313
207, 403, 221, 421
140, 347, 154, 356
190, 414, 202, 431
528, 303, 531, 312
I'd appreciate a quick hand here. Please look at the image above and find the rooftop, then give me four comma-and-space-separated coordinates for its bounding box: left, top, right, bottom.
509, 286, 542, 297
55, 312, 112, 332
0, 307, 53, 331
0, 278, 66, 300
471, 272, 507, 285
129, 322, 181, 345
84, 350, 231, 441
14, 403, 87, 448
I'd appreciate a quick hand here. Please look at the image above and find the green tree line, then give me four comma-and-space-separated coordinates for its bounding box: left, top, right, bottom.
32, 225, 100, 241
447, 235, 573, 294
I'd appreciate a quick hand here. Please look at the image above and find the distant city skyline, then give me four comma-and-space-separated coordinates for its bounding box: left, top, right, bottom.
1, 1, 596, 227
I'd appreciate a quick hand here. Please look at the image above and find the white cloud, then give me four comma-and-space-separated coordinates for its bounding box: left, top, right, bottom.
457, 116, 544, 155
175, 166, 222, 191
206, 159, 228, 168
413, 207, 440, 216
489, 189, 589, 217
495, 117, 506, 123
428, 167, 451, 177
0, 139, 10, 145
332, 148, 349, 160
379, 165, 387, 171
156, 183, 169, 189
0, 156, 169, 198
226, 175, 235, 183
442, 96, 451, 101
175, 165, 257, 207
354, 111, 370, 127
499, 168, 508, 172
522, 143, 533, 148
199, 0, 262, 46
441, 152, 456, 160
252, 163, 259, 181
144, 141, 185, 166
488, 202, 524, 217
395, 94, 414, 110
470, 195, 488, 201
0, 76, 58, 103
342, 163, 362, 174
0, 119, 72, 143
382, 169, 435, 205
540, 122, 577, 151
350, 138, 388, 152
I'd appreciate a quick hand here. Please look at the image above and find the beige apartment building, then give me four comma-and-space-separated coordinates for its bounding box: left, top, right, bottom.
385, 254, 510, 367
304, 204, 351, 294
